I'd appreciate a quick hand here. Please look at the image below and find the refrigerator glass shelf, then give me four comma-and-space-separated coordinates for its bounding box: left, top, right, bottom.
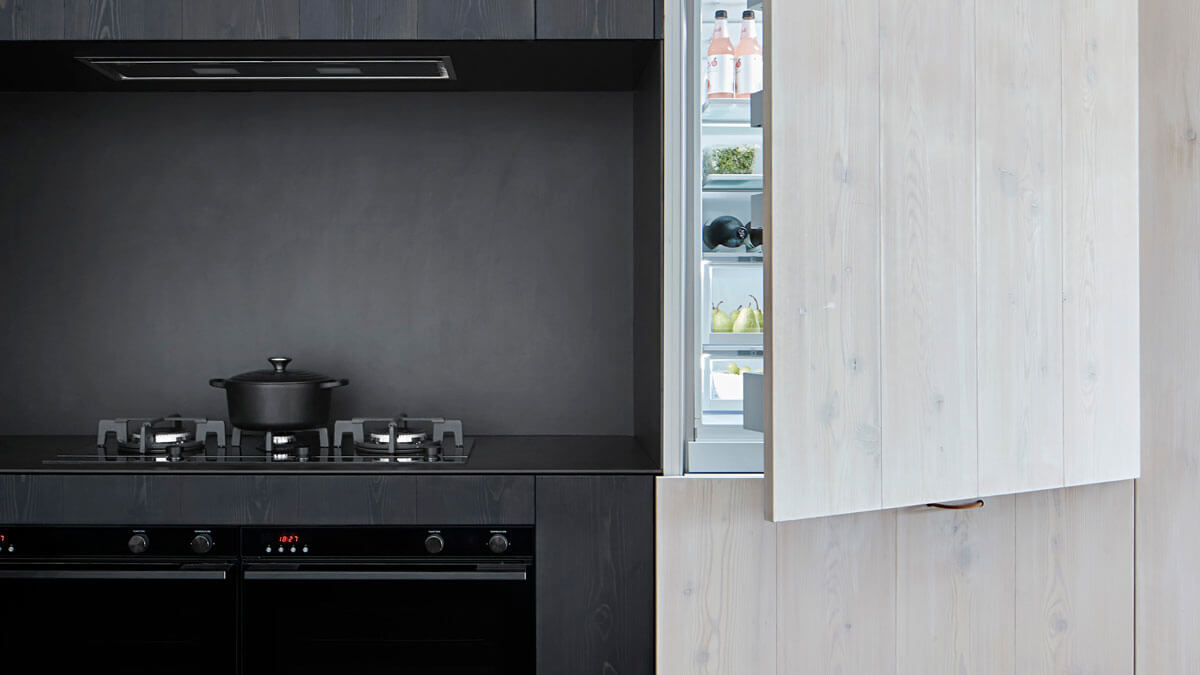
702, 173, 763, 191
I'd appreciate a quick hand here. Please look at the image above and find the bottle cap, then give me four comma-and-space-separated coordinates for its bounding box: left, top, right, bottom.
743, 10, 755, 19
715, 10, 727, 18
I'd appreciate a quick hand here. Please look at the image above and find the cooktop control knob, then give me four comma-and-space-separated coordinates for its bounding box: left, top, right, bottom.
487, 534, 509, 554
190, 533, 214, 554
424, 534, 445, 554
128, 534, 149, 554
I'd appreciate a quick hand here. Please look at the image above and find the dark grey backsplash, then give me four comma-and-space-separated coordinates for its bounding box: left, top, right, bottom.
0, 91, 639, 435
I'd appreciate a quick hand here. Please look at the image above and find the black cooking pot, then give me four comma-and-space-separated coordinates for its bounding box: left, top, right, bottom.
209, 357, 348, 431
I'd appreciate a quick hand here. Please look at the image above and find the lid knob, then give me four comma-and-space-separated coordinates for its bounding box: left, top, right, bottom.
268, 357, 292, 373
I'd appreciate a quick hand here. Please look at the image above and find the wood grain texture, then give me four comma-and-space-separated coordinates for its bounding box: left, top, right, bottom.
1015, 481, 1134, 674
0, 0, 64, 39
1137, 1, 1200, 671
777, 509, 897, 675
976, 0, 1065, 497
298, 0, 415, 38
64, 0, 181, 39
764, 0, 882, 520
417, 0, 533, 39
896, 496, 1015, 675
880, 0, 977, 508
1061, 0, 1140, 486
182, 0, 299, 38
537, 476, 653, 675
536, 0, 653, 39
415, 475, 534, 524
656, 477, 776, 674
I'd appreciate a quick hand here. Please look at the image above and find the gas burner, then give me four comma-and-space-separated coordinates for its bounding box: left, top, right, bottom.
334, 416, 469, 463
98, 416, 225, 456
231, 427, 329, 463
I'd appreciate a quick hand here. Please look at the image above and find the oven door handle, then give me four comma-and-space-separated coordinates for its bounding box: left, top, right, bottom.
242, 565, 527, 582
0, 567, 230, 581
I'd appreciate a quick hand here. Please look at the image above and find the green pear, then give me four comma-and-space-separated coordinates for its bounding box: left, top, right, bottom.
733, 297, 763, 333
726, 363, 742, 374
711, 301, 733, 333
749, 294, 764, 328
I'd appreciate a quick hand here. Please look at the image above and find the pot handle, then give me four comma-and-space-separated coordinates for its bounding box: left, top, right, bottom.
209, 378, 227, 389
320, 378, 350, 389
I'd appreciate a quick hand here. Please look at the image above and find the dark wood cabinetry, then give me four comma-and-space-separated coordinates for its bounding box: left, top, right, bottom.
418, 0, 533, 39
537, 0, 655, 39
3, 0, 656, 40
182, 0, 300, 38
535, 475, 654, 675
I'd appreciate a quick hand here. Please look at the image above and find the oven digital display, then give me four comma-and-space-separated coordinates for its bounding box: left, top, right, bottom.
278, 535, 301, 544
0, 534, 5, 543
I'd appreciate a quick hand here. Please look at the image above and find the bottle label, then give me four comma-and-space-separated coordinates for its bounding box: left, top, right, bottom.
736, 54, 763, 96
706, 54, 736, 97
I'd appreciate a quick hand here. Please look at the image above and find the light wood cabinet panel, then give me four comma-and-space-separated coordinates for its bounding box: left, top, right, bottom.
976, 0, 1065, 496
879, 0, 978, 508
1015, 481, 1134, 673
766, 0, 1139, 519
656, 478, 776, 675
777, 510, 897, 675
1061, 0, 1140, 486
763, 0, 882, 521
1137, 1, 1200, 671
896, 498, 1016, 675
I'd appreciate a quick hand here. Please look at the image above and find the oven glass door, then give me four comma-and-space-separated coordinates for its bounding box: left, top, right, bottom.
242, 561, 534, 675
0, 561, 237, 675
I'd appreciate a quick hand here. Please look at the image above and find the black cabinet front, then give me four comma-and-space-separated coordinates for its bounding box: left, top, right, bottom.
241, 563, 535, 674
0, 562, 237, 674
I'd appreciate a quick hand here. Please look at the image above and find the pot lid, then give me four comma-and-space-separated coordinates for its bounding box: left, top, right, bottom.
227, 357, 335, 384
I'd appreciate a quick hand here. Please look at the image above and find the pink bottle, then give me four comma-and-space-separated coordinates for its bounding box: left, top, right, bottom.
705, 10, 736, 100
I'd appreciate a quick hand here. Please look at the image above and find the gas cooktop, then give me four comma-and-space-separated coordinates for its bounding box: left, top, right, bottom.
44, 414, 474, 465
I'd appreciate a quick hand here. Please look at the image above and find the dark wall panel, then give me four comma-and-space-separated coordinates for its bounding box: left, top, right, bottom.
0, 91, 636, 436
632, 46, 661, 463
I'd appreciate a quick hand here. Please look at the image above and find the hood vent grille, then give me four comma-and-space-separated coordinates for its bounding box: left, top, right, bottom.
78, 57, 455, 81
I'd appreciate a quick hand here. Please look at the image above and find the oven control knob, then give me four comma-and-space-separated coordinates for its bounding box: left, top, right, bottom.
127, 534, 149, 554
487, 534, 509, 554
190, 534, 214, 554
424, 534, 445, 554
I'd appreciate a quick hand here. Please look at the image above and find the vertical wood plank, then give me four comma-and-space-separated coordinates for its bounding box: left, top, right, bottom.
1061, 0, 1140, 486
976, 0, 1065, 497
64, 0, 182, 39
1137, 1, 1200, 672
880, 0, 977, 507
0, 0, 65, 39
896, 497, 1016, 675
1015, 481, 1134, 673
416, 0, 534, 39
298, 0, 350, 37
656, 478, 776, 675
182, 0, 299, 39
777, 509, 897, 675
764, 0, 881, 520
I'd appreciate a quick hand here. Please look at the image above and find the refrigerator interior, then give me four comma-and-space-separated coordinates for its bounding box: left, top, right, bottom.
687, 0, 765, 472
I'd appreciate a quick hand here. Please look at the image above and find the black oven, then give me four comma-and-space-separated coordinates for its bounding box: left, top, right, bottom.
240, 526, 535, 675
0, 526, 239, 675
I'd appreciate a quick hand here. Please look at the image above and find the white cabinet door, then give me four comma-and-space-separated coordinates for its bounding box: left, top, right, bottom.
763, 0, 1138, 521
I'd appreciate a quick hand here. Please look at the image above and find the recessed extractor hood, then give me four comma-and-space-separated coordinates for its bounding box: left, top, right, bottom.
77, 56, 455, 82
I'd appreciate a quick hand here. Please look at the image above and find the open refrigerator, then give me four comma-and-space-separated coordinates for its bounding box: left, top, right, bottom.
685, 0, 765, 472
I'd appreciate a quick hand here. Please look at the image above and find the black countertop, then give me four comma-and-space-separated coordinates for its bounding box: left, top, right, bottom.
0, 435, 661, 475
